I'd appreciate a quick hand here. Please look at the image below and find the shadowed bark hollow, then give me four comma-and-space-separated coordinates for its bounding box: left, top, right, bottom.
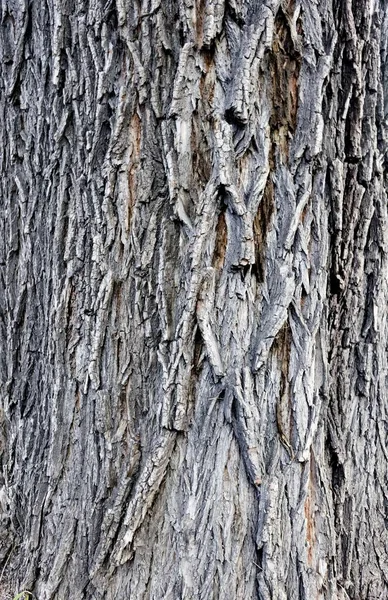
1, 0, 388, 599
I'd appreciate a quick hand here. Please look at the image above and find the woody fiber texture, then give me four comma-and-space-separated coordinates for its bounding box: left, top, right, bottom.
1, 0, 388, 598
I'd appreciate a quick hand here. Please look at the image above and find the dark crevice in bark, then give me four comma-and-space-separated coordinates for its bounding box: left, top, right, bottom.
212, 210, 228, 271
269, 5, 301, 163
273, 319, 293, 451
253, 174, 275, 283
224, 107, 245, 127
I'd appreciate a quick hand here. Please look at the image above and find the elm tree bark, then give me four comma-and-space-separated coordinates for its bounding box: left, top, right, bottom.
1, 0, 388, 599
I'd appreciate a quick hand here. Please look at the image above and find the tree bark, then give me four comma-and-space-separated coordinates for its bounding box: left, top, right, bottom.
1, 0, 388, 598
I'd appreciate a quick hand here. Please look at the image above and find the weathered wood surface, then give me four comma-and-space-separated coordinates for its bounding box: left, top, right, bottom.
1, 0, 388, 598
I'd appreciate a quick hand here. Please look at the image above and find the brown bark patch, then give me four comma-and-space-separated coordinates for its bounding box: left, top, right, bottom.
199, 52, 215, 108
273, 319, 292, 404
127, 112, 142, 231
304, 453, 316, 566
202, 48, 213, 73
196, 0, 206, 47
199, 69, 215, 105
253, 174, 275, 282
212, 211, 228, 270
273, 319, 291, 370
269, 6, 301, 162
273, 319, 293, 444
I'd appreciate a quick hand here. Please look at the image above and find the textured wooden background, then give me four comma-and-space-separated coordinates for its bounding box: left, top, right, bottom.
1, 0, 388, 598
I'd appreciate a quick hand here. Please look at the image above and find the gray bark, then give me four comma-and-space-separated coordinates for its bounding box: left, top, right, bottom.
1, 0, 388, 598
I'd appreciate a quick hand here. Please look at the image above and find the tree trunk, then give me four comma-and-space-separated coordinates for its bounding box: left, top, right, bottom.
1, 0, 388, 598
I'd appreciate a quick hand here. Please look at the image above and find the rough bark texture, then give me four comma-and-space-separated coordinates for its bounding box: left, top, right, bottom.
1, 0, 388, 598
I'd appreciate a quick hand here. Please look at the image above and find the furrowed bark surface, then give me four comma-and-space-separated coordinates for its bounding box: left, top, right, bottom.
0, 0, 388, 598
